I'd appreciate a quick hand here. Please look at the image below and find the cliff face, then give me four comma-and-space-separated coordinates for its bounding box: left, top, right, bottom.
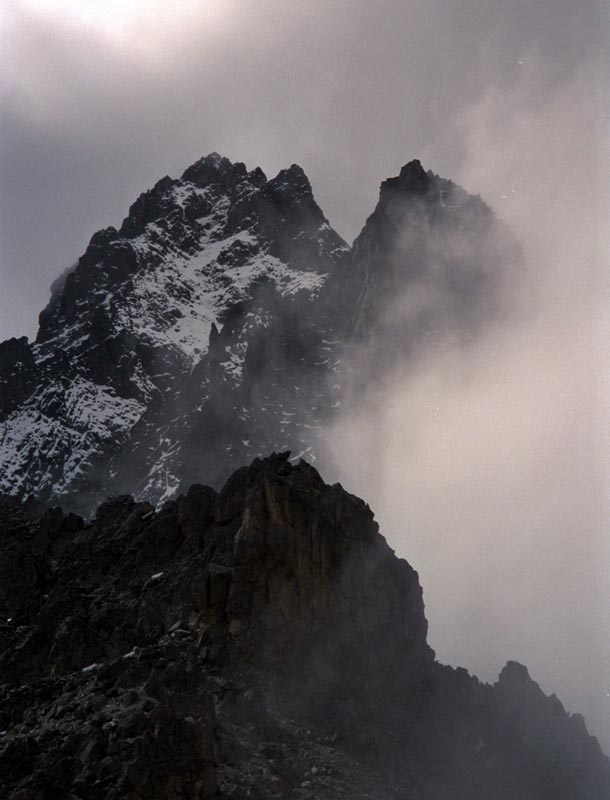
0, 154, 349, 511
1, 454, 607, 799
349, 160, 520, 368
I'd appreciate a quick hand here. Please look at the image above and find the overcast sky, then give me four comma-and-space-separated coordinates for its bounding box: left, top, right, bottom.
1, 0, 606, 341
2, 0, 610, 747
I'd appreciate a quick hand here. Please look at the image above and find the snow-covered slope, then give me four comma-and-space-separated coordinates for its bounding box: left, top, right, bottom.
0, 154, 349, 511
0, 379, 144, 496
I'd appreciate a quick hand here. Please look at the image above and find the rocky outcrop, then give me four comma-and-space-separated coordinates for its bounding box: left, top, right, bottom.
0, 337, 38, 419
349, 159, 521, 369
0, 454, 607, 799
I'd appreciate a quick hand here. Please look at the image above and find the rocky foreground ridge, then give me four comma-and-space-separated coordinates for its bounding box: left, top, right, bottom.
1, 453, 607, 799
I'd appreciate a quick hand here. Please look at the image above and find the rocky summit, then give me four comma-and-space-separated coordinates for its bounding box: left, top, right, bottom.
0, 154, 515, 516
0, 453, 608, 799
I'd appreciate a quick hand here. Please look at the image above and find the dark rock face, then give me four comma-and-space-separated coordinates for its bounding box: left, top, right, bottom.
0, 337, 38, 419
0, 154, 517, 516
349, 160, 521, 369
0, 455, 607, 799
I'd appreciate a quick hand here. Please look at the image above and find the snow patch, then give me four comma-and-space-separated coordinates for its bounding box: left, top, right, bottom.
0, 378, 144, 496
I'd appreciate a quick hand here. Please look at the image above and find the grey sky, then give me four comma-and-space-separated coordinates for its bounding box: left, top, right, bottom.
1, 0, 609, 747
1, 0, 606, 341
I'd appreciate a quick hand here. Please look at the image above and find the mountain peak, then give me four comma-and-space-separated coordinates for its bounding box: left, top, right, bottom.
1, 150, 348, 507
184, 151, 231, 171
399, 157, 425, 176
499, 659, 532, 685
398, 158, 429, 184
203, 150, 224, 164
380, 157, 432, 198
268, 163, 312, 199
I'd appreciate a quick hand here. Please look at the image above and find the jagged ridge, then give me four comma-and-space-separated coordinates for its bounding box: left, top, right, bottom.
0, 154, 517, 516
0, 154, 350, 510
0, 454, 607, 799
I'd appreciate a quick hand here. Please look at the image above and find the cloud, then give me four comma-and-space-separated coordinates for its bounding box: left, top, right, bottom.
2, 1, 605, 339
323, 58, 610, 746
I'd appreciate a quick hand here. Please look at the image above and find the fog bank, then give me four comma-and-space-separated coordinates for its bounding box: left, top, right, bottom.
324, 61, 610, 747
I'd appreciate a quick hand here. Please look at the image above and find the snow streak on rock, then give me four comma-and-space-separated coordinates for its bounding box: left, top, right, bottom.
0, 378, 143, 496
0, 154, 348, 511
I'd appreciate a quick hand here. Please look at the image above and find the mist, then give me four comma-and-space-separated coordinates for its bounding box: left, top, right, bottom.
323, 61, 610, 746
2, 0, 608, 753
